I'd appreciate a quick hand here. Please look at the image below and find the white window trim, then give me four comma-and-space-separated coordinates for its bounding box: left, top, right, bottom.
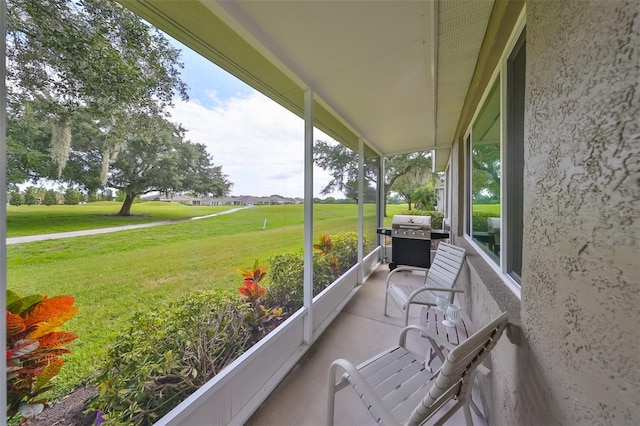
464, 7, 527, 299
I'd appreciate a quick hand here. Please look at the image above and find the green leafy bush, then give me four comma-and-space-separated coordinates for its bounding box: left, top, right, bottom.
471, 211, 498, 232
401, 208, 497, 232
63, 188, 81, 205
313, 255, 338, 294
92, 291, 252, 426
265, 252, 335, 312
265, 252, 304, 312
23, 187, 37, 205
9, 190, 23, 206
330, 231, 362, 273
399, 210, 444, 229
43, 190, 57, 205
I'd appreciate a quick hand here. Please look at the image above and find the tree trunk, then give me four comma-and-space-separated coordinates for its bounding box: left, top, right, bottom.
117, 193, 136, 216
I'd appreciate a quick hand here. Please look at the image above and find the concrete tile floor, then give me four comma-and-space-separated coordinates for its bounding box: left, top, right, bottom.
246, 264, 488, 426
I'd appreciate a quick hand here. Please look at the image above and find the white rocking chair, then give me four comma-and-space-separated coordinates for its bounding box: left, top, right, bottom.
385, 242, 466, 326
327, 312, 509, 426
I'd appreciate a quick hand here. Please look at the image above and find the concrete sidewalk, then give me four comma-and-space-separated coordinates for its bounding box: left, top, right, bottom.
6, 206, 248, 245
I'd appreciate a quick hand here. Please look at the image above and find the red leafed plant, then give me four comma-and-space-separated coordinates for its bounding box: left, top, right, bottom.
313, 234, 333, 256
237, 259, 267, 286
237, 259, 267, 304
237, 260, 282, 332
6, 289, 79, 423
313, 234, 340, 275
238, 279, 266, 303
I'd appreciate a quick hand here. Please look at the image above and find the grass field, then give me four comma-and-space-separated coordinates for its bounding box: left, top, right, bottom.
472, 203, 500, 216
6, 201, 237, 237
7, 202, 382, 399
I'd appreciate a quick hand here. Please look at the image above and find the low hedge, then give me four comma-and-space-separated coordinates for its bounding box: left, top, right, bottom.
265, 231, 364, 312
470, 211, 499, 232
398, 209, 500, 232
397, 210, 444, 230
92, 232, 367, 424
328, 231, 361, 273
265, 252, 335, 312
92, 291, 252, 425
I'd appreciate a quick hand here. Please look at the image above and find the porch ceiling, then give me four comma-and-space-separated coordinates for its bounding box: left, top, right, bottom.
118, 0, 494, 167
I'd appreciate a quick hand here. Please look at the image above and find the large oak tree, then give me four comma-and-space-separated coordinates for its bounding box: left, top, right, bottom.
6, 0, 188, 179
108, 115, 232, 216
313, 140, 432, 215
7, 105, 232, 215
6, 0, 232, 216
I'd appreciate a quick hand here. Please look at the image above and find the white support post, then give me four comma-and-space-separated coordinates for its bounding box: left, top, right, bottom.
379, 156, 386, 261
357, 139, 364, 284
303, 88, 314, 344
1, 0, 8, 414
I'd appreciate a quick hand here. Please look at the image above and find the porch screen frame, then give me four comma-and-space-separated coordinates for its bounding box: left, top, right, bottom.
1, 0, 8, 413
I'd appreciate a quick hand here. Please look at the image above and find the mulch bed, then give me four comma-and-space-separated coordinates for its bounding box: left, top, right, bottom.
27, 386, 98, 426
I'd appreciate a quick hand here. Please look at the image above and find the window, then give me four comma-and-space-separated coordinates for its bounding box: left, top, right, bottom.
470, 78, 501, 263
506, 30, 526, 281
466, 24, 525, 287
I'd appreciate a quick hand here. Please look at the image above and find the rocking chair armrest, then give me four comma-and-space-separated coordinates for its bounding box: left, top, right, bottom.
398, 324, 432, 347
328, 359, 399, 426
406, 287, 464, 304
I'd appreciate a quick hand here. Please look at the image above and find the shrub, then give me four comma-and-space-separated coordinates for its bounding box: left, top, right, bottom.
23, 187, 37, 205
9, 190, 23, 206
6, 290, 78, 422
399, 210, 444, 230
64, 188, 81, 205
92, 291, 252, 426
265, 253, 304, 312
313, 255, 337, 294
265, 252, 335, 312
471, 211, 498, 232
43, 190, 57, 206
330, 231, 361, 274
412, 184, 437, 210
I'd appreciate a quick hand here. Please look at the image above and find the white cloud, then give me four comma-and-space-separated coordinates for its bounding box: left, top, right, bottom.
169, 91, 341, 198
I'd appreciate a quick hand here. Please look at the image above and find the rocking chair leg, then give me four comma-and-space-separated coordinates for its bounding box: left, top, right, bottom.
463, 402, 474, 426
470, 398, 482, 418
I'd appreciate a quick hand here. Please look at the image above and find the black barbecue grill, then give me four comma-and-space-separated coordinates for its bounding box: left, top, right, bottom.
377, 215, 450, 270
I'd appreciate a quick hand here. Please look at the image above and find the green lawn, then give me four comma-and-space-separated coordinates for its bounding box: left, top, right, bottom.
6, 201, 237, 237
383, 204, 409, 227
472, 203, 500, 216
7, 203, 371, 399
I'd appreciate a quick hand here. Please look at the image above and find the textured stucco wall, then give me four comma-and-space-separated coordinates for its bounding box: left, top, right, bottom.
450, 0, 639, 424
454, 249, 565, 426
523, 0, 639, 424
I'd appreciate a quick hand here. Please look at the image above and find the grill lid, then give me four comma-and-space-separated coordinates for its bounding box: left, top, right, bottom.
391, 215, 431, 230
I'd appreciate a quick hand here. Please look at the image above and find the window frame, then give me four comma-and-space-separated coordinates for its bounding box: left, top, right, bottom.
505, 29, 526, 282
464, 10, 526, 297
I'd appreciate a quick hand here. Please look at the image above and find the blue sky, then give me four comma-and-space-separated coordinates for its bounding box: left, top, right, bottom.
167, 39, 340, 199
177, 47, 254, 107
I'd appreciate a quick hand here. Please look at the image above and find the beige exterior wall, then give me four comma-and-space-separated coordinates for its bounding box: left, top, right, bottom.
450, 1, 639, 424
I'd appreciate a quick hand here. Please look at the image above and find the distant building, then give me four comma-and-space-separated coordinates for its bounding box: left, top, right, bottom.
141, 192, 302, 206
